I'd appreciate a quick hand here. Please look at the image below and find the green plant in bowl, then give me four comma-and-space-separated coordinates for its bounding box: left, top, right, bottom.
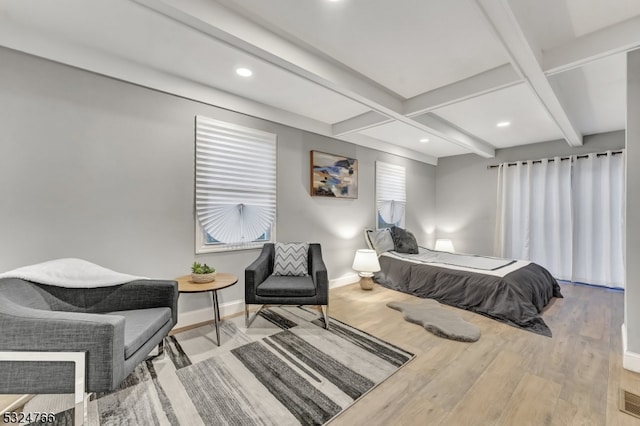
191, 262, 217, 283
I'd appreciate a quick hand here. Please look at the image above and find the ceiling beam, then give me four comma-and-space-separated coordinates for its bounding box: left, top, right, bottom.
404, 63, 521, 116
133, 0, 405, 117
340, 133, 439, 166
333, 65, 521, 141
333, 109, 495, 158
338, 14, 639, 140
412, 113, 495, 159
333, 111, 392, 136
476, 0, 583, 147
543, 15, 640, 76
372, 114, 495, 158
134, 0, 495, 158
0, 20, 443, 166
0, 20, 332, 135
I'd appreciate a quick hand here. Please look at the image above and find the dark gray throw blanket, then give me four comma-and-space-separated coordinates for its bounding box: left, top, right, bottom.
375, 255, 563, 337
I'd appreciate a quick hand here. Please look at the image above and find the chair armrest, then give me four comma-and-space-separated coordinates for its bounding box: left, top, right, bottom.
85, 280, 179, 325
0, 304, 125, 393
245, 244, 273, 303
309, 244, 329, 303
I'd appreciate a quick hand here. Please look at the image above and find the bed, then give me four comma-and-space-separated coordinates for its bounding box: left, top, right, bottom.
367, 228, 563, 337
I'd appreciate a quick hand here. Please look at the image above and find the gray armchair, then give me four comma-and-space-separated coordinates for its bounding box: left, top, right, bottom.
245, 243, 329, 328
0, 278, 178, 394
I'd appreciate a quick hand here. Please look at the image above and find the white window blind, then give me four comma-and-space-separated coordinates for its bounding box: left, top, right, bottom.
376, 161, 406, 228
195, 116, 276, 249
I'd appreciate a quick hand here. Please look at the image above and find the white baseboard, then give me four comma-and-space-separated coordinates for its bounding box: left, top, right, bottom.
330, 273, 359, 289
622, 323, 640, 373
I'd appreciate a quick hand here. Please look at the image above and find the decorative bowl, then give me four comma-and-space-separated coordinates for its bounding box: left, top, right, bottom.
191, 272, 216, 283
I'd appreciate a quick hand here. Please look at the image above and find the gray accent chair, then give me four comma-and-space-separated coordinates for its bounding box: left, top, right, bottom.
0, 278, 178, 394
245, 243, 329, 328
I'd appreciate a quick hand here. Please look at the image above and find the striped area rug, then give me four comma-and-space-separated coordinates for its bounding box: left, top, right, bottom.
24, 306, 414, 425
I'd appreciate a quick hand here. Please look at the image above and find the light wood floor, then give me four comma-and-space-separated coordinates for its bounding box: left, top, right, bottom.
329, 282, 640, 426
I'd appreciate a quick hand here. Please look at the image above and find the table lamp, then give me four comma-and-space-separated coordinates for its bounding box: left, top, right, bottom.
434, 238, 455, 252
352, 249, 381, 290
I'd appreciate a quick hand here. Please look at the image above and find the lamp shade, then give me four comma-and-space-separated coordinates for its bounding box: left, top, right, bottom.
434, 239, 455, 253
352, 249, 381, 273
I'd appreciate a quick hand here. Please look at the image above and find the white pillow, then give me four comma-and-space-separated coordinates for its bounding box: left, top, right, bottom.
365, 228, 395, 255
273, 242, 309, 276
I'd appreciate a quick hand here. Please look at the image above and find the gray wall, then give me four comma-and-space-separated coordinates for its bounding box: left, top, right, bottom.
626, 50, 640, 353
435, 131, 625, 256
0, 47, 436, 316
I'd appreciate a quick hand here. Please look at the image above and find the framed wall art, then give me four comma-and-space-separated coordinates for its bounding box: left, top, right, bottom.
310, 150, 358, 199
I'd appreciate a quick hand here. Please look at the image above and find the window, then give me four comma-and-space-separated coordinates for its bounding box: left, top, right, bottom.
375, 161, 406, 229
194, 116, 277, 253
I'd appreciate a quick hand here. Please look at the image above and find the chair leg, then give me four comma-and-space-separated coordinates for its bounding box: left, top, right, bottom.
245, 304, 265, 328
321, 305, 329, 329
145, 339, 165, 361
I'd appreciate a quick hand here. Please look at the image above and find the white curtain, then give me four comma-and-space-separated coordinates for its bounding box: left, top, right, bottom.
494, 157, 573, 280
572, 152, 625, 287
494, 151, 624, 288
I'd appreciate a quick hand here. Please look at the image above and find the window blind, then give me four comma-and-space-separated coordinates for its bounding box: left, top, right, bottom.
195, 116, 277, 244
376, 161, 406, 227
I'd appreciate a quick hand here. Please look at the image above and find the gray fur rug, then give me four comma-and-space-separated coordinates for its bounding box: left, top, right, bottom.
387, 300, 481, 342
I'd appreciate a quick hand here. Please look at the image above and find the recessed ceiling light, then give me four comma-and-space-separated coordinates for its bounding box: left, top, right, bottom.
236, 67, 253, 77
496, 121, 511, 128
419, 138, 430, 143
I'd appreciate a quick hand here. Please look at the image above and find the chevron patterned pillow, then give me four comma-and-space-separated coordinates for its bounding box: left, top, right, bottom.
273, 242, 309, 276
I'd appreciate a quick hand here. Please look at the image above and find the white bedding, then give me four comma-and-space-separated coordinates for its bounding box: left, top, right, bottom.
0, 258, 147, 288
381, 249, 531, 278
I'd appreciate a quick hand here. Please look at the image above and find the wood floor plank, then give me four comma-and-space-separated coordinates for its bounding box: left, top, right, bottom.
497, 373, 562, 426
579, 289, 610, 341
412, 336, 503, 412
550, 398, 578, 426
441, 350, 526, 425
327, 281, 640, 425
555, 336, 608, 416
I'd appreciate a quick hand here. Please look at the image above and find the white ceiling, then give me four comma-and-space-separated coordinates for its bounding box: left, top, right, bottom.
217, 0, 511, 97
434, 83, 565, 149
359, 121, 471, 158
1, 0, 638, 165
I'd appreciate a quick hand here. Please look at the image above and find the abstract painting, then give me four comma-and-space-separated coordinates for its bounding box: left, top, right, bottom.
310, 151, 358, 198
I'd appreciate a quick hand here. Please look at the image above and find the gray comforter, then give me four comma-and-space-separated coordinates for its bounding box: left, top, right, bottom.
375, 252, 563, 337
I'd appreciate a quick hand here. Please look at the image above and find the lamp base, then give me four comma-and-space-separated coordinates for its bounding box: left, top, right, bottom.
359, 276, 375, 291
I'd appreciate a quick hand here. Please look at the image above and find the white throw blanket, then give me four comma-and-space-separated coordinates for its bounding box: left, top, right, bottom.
0, 258, 147, 288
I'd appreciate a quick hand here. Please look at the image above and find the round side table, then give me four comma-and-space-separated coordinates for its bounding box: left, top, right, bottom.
176, 273, 238, 346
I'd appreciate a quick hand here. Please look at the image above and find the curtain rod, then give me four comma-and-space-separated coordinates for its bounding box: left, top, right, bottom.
486, 150, 623, 170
